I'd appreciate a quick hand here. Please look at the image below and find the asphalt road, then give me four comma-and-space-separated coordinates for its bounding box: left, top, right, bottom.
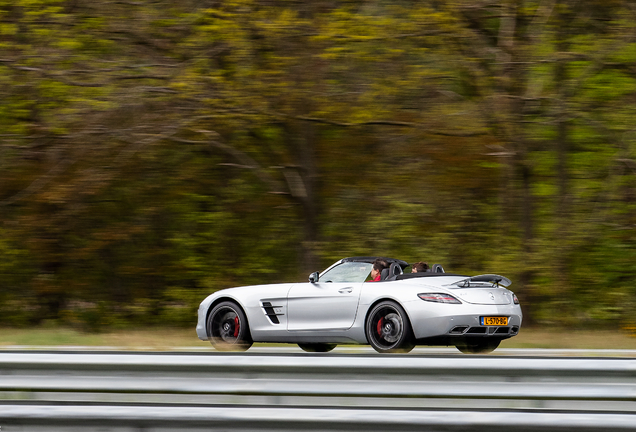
2, 345, 636, 356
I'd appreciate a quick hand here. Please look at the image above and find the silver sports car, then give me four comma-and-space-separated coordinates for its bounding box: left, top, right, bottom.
196, 257, 522, 353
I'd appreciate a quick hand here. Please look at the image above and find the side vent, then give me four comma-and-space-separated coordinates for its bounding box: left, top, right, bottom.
261, 301, 281, 324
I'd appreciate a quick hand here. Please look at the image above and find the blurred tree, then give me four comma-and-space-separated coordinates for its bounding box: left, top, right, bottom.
0, 0, 635, 329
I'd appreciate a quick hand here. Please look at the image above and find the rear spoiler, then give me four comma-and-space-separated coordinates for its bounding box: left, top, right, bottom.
451, 274, 512, 288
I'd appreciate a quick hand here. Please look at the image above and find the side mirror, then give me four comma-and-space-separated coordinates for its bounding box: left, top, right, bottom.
308, 271, 319, 283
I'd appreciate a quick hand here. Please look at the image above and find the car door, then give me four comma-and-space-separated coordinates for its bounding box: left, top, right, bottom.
287, 261, 371, 331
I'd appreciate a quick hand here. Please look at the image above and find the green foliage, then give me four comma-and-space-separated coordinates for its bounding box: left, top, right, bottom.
1, 0, 636, 331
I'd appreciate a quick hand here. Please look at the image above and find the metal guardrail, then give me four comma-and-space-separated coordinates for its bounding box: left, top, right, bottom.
3, 404, 636, 431
0, 351, 635, 431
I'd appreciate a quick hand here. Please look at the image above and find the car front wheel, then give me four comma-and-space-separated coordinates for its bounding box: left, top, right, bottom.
365, 301, 414, 353
207, 301, 253, 352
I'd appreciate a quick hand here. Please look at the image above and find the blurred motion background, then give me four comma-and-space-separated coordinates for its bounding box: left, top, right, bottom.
0, 0, 635, 335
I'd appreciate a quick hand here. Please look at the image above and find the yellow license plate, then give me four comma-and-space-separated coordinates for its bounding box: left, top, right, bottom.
481, 316, 508, 326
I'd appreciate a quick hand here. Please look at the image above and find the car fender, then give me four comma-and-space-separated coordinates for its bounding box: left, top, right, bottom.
196, 283, 293, 340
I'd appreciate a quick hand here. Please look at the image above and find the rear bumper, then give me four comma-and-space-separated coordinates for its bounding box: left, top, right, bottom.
404, 301, 523, 340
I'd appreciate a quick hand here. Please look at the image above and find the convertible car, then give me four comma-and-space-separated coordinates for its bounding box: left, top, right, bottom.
196, 257, 522, 354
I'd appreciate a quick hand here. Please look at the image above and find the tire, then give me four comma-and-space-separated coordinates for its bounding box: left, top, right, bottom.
365, 301, 415, 353
456, 339, 500, 354
298, 343, 337, 353
207, 301, 253, 352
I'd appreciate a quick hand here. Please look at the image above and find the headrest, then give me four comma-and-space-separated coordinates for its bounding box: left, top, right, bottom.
380, 267, 390, 280
389, 262, 403, 277
431, 264, 445, 273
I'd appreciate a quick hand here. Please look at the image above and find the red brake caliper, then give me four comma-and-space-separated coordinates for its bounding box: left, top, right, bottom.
377, 317, 384, 336
234, 316, 240, 338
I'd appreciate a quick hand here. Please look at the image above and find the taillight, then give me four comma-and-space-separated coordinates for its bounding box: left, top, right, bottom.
513, 294, 520, 304
418, 293, 462, 304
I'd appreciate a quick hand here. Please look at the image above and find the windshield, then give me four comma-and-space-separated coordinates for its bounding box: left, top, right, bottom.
320, 262, 372, 283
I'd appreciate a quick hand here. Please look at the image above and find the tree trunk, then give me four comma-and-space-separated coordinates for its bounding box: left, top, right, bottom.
285, 121, 320, 274
554, 1, 571, 284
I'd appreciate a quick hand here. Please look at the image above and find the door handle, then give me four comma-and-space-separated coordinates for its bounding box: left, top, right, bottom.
338, 287, 353, 294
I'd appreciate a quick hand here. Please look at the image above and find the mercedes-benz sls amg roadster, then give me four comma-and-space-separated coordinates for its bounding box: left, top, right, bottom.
196, 257, 522, 353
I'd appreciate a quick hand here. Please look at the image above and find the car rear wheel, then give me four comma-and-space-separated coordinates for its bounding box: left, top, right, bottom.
365, 301, 414, 353
456, 339, 500, 354
207, 301, 253, 352
298, 343, 337, 353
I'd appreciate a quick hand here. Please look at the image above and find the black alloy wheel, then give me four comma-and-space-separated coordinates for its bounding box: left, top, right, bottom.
207, 301, 253, 351
365, 301, 414, 353
298, 343, 337, 353
456, 338, 501, 354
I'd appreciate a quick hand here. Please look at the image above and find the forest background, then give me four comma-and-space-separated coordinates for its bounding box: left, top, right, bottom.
1, 0, 635, 333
